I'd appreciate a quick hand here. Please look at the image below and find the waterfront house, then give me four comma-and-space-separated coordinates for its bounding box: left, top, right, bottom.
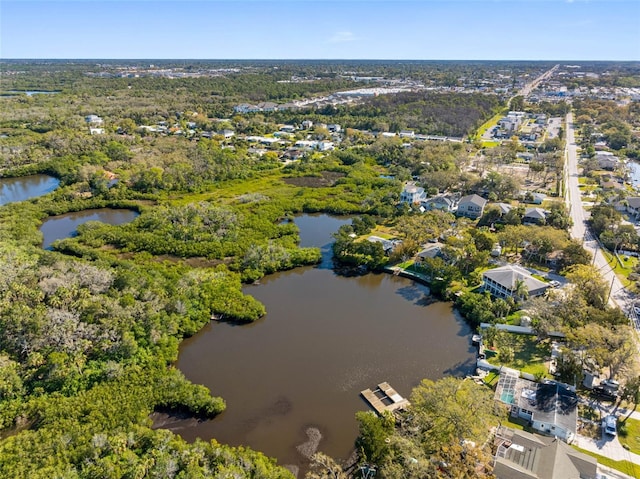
622, 196, 640, 218
493, 426, 597, 479
457, 194, 487, 219
494, 369, 578, 443
595, 151, 620, 170
416, 243, 444, 261
482, 264, 549, 299
367, 236, 400, 255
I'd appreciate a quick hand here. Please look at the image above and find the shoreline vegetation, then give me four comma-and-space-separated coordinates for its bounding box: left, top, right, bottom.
1, 59, 639, 478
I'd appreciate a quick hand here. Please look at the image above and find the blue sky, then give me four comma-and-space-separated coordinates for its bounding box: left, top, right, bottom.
1, 0, 639, 60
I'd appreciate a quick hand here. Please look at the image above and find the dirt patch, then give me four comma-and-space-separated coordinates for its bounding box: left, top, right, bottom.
283, 171, 346, 188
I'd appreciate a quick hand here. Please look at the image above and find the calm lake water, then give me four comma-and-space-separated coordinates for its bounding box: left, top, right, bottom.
40, 208, 139, 249
173, 214, 475, 471
0, 174, 60, 206
4, 90, 60, 96
628, 161, 640, 189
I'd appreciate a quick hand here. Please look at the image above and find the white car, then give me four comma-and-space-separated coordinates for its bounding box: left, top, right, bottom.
604, 415, 617, 436
602, 379, 620, 391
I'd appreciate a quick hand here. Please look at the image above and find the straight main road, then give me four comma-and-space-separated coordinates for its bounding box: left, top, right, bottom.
564, 111, 635, 317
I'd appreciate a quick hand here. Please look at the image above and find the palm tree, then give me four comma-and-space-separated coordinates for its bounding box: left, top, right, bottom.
513, 279, 529, 304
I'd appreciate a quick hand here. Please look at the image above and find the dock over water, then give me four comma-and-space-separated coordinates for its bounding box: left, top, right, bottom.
361, 382, 410, 415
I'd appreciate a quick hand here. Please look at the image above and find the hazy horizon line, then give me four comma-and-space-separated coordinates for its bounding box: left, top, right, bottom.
2, 58, 639, 63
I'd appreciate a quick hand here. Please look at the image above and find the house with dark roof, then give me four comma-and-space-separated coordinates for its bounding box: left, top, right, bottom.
523, 207, 547, 225
622, 197, 640, 218
415, 243, 444, 261
457, 194, 487, 219
493, 426, 597, 479
482, 264, 549, 299
494, 369, 578, 443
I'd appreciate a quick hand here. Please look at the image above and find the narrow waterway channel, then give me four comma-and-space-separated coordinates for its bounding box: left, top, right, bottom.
173, 214, 475, 471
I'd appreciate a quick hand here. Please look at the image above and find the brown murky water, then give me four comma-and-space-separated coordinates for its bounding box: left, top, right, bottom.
173, 215, 475, 471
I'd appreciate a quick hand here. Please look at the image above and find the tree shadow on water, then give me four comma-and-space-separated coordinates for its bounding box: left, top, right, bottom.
443, 358, 476, 377
396, 284, 434, 305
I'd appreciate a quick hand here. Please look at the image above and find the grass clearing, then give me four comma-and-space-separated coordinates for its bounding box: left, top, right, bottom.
618, 417, 640, 455
484, 334, 550, 378
602, 249, 637, 288
483, 370, 500, 387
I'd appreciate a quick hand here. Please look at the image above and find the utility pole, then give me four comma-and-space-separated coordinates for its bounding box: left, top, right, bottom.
606, 274, 616, 304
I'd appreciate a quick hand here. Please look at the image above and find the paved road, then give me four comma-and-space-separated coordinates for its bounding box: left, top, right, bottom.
518, 64, 559, 98
564, 111, 634, 315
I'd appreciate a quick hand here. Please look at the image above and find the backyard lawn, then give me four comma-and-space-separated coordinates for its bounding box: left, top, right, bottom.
484, 334, 550, 378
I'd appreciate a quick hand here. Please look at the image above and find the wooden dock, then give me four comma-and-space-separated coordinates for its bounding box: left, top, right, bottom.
361, 382, 410, 415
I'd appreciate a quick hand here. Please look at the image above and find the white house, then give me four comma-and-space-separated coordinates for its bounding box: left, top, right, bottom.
494, 369, 578, 444
400, 184, 426, 204
327, 124, 342, 133
295, 140, 318, 149
85, 114, 103, 125
317, 141, 334, 151
301, 120, 313, 129
399, 130, 415, 138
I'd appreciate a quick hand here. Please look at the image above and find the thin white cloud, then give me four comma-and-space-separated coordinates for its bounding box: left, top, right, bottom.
328, 31, 357, 44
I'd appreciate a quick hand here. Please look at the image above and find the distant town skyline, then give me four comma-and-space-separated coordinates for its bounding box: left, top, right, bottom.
1, 0, 639, 61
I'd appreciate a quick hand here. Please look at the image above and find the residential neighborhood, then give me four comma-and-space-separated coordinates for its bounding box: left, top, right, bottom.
1, 56, 639, 479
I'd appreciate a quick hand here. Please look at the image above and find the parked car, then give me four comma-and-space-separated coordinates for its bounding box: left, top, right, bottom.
601, 379, 620, 392
591, 386, 617, 401
604, 415, 617, 436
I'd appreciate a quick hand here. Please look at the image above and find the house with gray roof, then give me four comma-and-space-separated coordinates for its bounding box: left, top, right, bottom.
483, 264, 549, 299
494, 369, 578, 443
457, 194, 487, 219
493, 426, 597, 479
422, 194, 458, 213
523, 207, 547, 225
622, 196, 640, 218
495, 202, 513, 215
